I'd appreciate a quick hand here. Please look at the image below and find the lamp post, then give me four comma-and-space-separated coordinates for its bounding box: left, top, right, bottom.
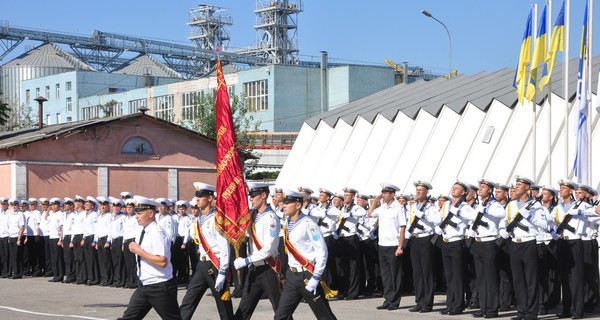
421, 10, 452, 79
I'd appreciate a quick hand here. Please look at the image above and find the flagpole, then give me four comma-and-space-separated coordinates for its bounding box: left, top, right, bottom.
532, 3, 538, 179
564, 0, 570, 178
587, 0, 593, 183
547, 0, 553, 185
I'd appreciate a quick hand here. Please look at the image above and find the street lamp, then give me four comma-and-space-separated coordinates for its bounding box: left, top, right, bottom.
421, 10, 452, 79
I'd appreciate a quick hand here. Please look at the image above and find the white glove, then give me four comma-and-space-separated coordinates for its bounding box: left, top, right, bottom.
499, 229, 510, 239
465, 229, 477, 238
434, 226, 443, 235
234, 257, 248, 270
215, 273, 226, 291
333, 233, 339, 240
304, 277, 320, 295
369, 231, 376, 240
341, 211, 351, 219
550, 230, 559, 241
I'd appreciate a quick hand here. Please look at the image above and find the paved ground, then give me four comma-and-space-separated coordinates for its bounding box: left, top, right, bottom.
0, 276, 596, 320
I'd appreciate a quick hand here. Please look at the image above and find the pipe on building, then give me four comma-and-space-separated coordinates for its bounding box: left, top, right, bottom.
320, 51, 328, 114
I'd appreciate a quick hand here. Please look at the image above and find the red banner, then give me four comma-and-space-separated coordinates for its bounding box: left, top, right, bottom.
214, 60, 250, 249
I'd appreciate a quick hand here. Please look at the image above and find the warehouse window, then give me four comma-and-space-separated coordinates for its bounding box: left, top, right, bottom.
244, 80, 268, 112
121, 136, 154, 155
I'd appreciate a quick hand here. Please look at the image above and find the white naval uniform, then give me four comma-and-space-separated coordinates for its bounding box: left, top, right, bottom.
370, 200, 406, 246
337, 204, 367, 237
308, 203, 338, 238
136, 221, 173, 286
285, 214, 327, 278
247, 207, 280, 264
405, 201, 442, 239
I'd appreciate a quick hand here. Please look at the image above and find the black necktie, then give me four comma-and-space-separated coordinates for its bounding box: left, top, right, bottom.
137, 228, 145, 269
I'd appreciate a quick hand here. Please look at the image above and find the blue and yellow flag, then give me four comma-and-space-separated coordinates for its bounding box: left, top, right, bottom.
573, 1, 589, 184
526, 5, 547, 102
539, 1, 565, 91
513, 9, 533, 105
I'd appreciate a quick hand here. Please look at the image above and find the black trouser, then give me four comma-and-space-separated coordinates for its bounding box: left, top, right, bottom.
49, 237, 64, 281
464, 241, 478, 307
9, 236, 25, 277
0, 236, 8, 277
472, 240, 499, 316
180, 260, 233, 320
123, 238, 138, 288
229, 242, 247, 296
321, 236, 338, 291
43, 235, 52, 276
111, 236, 125, 286
274, 269, 337, 320
359, 239, 378, 295
186, 241, 198, 279
538, 241, 560, 310
583, 239, 599, 309
410, 235, 434, 311
63, 234, 75, 282
510, 240, 539, 320
559, 239, 584, 317
277, 237, 288, 277
83, 235, 99, 284
97, 236, 113, 285
497, 241, 514, 309
22, 235, 32, 275
72, 234, 86, 284
25, 235, 42, 276
440, 239, 465, 313
337, 235, 360, 299
172, 236, 187, 282
378, 245, 403, 308
118, 277, 181, 320
234, 264, 282, 320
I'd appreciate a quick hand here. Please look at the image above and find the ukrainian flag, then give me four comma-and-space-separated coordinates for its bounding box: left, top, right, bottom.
526, 5, 547, 102
513, 9, 533, 105
539, 1, 565, 91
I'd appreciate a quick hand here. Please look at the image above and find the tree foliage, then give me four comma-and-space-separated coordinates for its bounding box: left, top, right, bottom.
0, 100, 11, 126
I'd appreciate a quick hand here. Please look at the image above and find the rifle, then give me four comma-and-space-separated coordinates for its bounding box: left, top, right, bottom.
439, 197, 464, 230
471, 197, 492, 233
334, 204, 353, 237
403, 196, 431, 249
506, 195, 542, 233
556, 199, 584, 235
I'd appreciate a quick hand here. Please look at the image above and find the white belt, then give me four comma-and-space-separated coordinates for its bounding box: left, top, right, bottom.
563, 235, 581, 240
443, 236, 463, 243
512, 236, 535, 243
412, 232, 433, 239
252, 260, 267, 267
475, 236, 497, 242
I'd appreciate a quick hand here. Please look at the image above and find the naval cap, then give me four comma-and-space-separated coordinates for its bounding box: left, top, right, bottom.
343, 187, 359, 195
576, 184, 595, 195
39, 198, 50, 205
542, 186, 558, 197
453, 181, 469, 191
49, 197, 64, 206
96, 196, 110, 204
133, 195, 159, 211
413, 180, 433, 190
155, 198, 171, 207
120, 191, 133, 199
318, 187, 334, 196
297, 186, 314, 195
74, 195, 85, 203
557, 179, 577, 190
20, 199, 29, 206
247, 182, 271, 196
0, 197, 8, 204
514, 175, 534, 186
495, 183, 510, 191
176, 200, 190, 208
28, 197, 39, 203
9, 197, 20, 204
85, 196, 98, 207
282, 189, 306, 204
381, 182, 400, 193
193, 182, 216, 197
478, 179, 497, 189
63, 197, 74, 205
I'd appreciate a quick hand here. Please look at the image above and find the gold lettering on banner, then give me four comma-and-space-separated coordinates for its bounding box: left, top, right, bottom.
216, 125, 227, 142
216, 147, 236, 175
222, 176, 242, 200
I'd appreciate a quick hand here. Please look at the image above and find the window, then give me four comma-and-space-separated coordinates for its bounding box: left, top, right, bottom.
66, 97, 72, 112
66, 117, 72, 122
243, 80, 268, 112
181, 91, 203, 121
55, 84, 60, 98
35, 88, 40, 98
121, 136, 154, 155
66, 81, 72, 91
45, 86, 50, 99
45, 114, 50, 125
26, 90, 30, 105
128, 98, 147, 114
154, 95, 174, 122
56, 113, 61, 124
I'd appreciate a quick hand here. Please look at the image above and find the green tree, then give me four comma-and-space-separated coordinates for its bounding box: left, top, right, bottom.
0, 100, 11, 126
183, 93, 261, 174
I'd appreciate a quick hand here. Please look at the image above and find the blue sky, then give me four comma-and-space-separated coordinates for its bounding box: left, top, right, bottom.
0, 0, 598, 76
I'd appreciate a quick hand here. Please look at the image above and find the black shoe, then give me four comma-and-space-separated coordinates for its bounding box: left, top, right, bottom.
484, 313, 498, 319
86, 281, 99, 286
387, 305, 399, 311
538, 308, 547, 315
419, 309, 432, 313
449, 311, 463, 315
557, 313, 572, 319
440, 309, 449, 315
337, 295, 346, 301
499, 306, 511, 312
376, 304, 390, 310
510, 317, 523, 320
473, 311, 485, 318
64, 279, 75, 284
11, 275, 22, 279
469, 304, 481, 310
346, 296, 358, 301
571, 315, 583, 319
409, 306, 422, 312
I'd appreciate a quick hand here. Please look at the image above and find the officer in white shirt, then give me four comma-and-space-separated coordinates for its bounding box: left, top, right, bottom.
274, 189, 337, 320
24, 198, 42, 276
406, 180, 441, 313
335, 187, 366, 300
110, 197, 126, 287
174, 200, 191, 284
7, 198, 26, 279
117, 196, 181, 320
233, 182, 283, 320
95, 196, 113, 286
47, 198, 65, 282
0, 197, 9, 278
39, 198, 53, 277
71, 195, 87, 284
123, 199, 140, 289
62, 197, 77, 283
368, 183, 406, 311
504, 176, 548, 320
83, 196, 100, 285
180, 182, 233, 320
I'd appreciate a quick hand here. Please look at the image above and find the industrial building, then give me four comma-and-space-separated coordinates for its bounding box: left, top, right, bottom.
276, 57, 600, 195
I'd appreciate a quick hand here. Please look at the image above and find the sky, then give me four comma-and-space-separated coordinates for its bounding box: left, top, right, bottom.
0, 0, 599, 76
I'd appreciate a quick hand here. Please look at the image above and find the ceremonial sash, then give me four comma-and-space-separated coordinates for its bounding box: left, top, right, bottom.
250, 223, 281, 273
197, 219, 221, 270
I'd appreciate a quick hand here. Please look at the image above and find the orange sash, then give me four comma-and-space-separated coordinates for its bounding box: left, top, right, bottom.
250, 222, 281, 273
197, 219, 221, 270
283, 225, 315, 274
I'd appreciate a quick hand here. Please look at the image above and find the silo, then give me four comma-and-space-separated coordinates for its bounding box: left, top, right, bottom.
0, 43, 93, 126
